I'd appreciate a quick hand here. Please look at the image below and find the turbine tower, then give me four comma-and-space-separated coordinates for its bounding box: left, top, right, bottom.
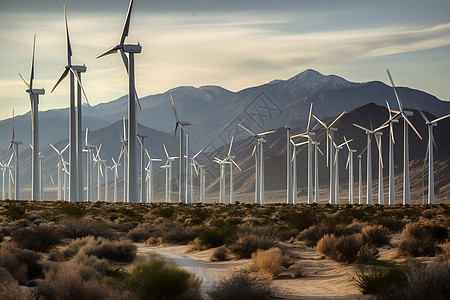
333, 138, 352, 204
84, 129, 96, 202
374, 132, 384, 204
386, 69, 422, 204
111, 157, 121, 202
343, 137, 357, 204
384, 101, 400, 205
291, 139, 308, 204
418, 110, 450, 204
162, 144, 177, 203
50, 143, 69, 201
52, 6, 90, 202
144, 148, 162, 203
213, 157, 226, 204
313, 141, 323, 204
224, 136, 241, 204
313, 111, 345, 204
0, 154, 14, 200
285, 125, 293, 204
97, 0, 142, 203
8, 111, 23, 200
190, 149, 203, 204
137, 134, 148, 203
19, 35, 45, 201
238, 124, 275, 205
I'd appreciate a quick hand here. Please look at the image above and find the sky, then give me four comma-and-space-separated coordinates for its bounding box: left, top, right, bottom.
0, 0, 450, 120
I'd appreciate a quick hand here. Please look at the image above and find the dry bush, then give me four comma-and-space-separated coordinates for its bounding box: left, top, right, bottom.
251, 247, 284, 278
68, 252, 111, 277
379, 260, 450, 300
148, 221, 204, 245
0, 267, 31, 300
290, 262, 304, 278
398, 223, 437, 257
361, 225, 391, 247
373, 217, 405, 233
0, 243, 43, 284
48, 237, 91, 261
297, 222, 360, 247
210, 246, 228, 262
440, 241, 450, 256
11, 224, 62, 252
228, 225, 277, 259
317, 234, 377, 264
59, 218, 116, 239
207, 271, 276, 300
125, 223, 153, 242
80, 237, 137, 263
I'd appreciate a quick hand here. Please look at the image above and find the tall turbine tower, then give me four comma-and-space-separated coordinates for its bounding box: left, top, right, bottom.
84, 129, 96, 202
291, 139, 308, 204
190, 149, 203, 204
333, 139, 352, 204
418, 110, 450, 204
238, 124, 275, 204
386, 69, 422, 204
52, 6, 90, 202
313, 141, 323, 204
213, 157, 226, 204
97, 0, 142, 203
285, 125, 293, 204
8, 111, 23, 200
111, 157, 121, 202
313, 111, 345, 204
144, 148, 162, 203
162, 144, 177, 203
224, 136, 241, 204
50, 143, 69, 201
384, 101, 400, 205
19, 35, 44, 201
137, 134, 148, 203
374, 132, 384, 204
343, 137, 357, 204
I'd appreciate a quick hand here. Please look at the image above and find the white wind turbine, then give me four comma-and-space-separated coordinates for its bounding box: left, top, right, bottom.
224, 136, 241, 204
50, 143, 69, 201
83, 129, 96, 202
39, 153, 45, 201
333, 138, 353, 204
116, 117, 129, 202
357, 147, 368, 204
19, 35, 44, 201
418, 110, 450, 204
313, 111, 346, 204
104, 163, 111, 202
384, 101, 400, 205
94, 144, 105, 202
285, 125, 293, 204
291, 103, 315, 204
189, 149, 203, 204
194, 162, 206, 204
375, 132, 384, 204
144, 148, 162, 203
353, 122, 387, 204
291, 139, 308, 204
8, 111, 23, 200
343, 137, 357, 204
313, 140, 324, 204
238, 124, 276, 204
137, 134, 148, 203
162, 144, 178, 203
169, 91, 194, 204
52, 6, 90, 202
97, 0, 142, 203
0, 154, 14, 200
213, 157, 226, 204
111, 157, 121, 203
386, 69, 423, 204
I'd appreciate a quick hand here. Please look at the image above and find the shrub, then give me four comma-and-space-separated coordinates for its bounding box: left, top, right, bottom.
355, 264, 408, 294
361, 225, 391, 247
207, 271, 276, 300
126, 223, 153, 242
198, 225, 235, 248
228, 225, 277, 259
1, 204, 27, 220
291, 262, 304, 278
398, 223, 437, 257
59, 218, 116, 239
48, 237, 91, 261
149, 221, 204, 245
0, 243, 43, 284
297, 222, 360, 247
317, 234, 377, 264
11, 225, 62, 252
210, 246, 228, 262
379, 260, 450, 300
0, 267, 30, 300
251, 248, 284, 278
440, 241, 450, 256
373, 217, 405, 232
81, 237, 137, 263
123, 256, 202, 300
424, 224, 449, 243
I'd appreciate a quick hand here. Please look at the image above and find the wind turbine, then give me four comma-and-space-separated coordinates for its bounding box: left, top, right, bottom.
52, 6, 90, 202
39, 154, 45, 201
8, 111, 23, 200
224, 136, 241, 204
97, 0, 142, 203
111, 157, 121, 202
374, 132, 384, 204
83, 129, 96, 202
313, 140, 323, 204
196, 163, 206, 203
291, 103, 315, 204
137, 134, 148, 203
0, 154, 14, 200
144, 148, 162, 203
353, 123, 387, 204
189, 149, 203, 204
116, 117, 129, 202
384, 101, 400, 205
169, 91, 194, 204
94, 144, 105, 202
104, 163, 111, 202
357, 147, 367, 204
213, 157, 226, 204
162, 144, 178, 203
19, 35, 44, 201
313, 111, 346, 204
285, 125, 293, 204
291, 139, 308, 204
386, 69, 423, 205
343, 137, 357, 204
333, 138, 353, 204
418, 110, 450, 204
50, 143, 69, 200
238, 124, 275, 204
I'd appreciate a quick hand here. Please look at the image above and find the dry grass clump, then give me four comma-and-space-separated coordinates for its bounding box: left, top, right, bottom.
210, 246, 228, 262
251, 247, 285, 278
361, 225, 391, 247
440, 241, 450, 256
58, 218, 117, 239
398, 223, 437, 257
297, 222, 360, 247
145, 220, 204, 245
228, 225, 277, 259
207, 271, 276, 300
290, 262, 305, 278
11, 224, 62, 252
317, 233, 378, 264
0, 267, 31, 300
125, 223, 153, 242
0, 242, 43, 284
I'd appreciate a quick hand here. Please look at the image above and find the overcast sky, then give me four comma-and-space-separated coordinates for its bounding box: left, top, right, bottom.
1, 0, 450, 120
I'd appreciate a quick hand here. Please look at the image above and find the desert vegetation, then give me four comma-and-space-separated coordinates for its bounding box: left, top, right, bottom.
0, 200, 449, 299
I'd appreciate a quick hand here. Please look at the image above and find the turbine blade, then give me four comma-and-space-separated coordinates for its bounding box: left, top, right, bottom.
49, 172, 55, 186
346, 153, 350, 170
145, 148, 151, 160
386, 69, 403, 112
306, 102, 313, 133
181, 125, 196, 145
313, 115, 327, 128
96, 45, 118, 59
120, 0, 134, 45
375, 136, 383, 169
432, 113, 450, 124
343, 136, 351, 151
169, 90, 181, 123
329, 111, 345, 128
403, 114, 422, 140
19, 73, 30, 88
193, 149, 203, 159
417, 107, 430, 123
390, 123, 395, 145
251, 144, 256, 156
228, 136, 234, 157
135, 91, 142, 110
339, 138, 353, 148
120, 48, 129, 72
70, 69, 90, 106
163, 144, 169, 159
431, 129, 438, 151
386, 100, 392, 117
230, 158, 242, 171
317, 145, 324, 156
64, 5, 72, 64
374, 123, 389, 133
50, 144, 59, 154
353, 123, 370, 132
291, 149, 295, 162
258, 130, 276, 136
123, 117, 127, 140
291, 133, 308, 139
30, 35, 36, 89
51, 68, 69, 93
238, 123, 255, 136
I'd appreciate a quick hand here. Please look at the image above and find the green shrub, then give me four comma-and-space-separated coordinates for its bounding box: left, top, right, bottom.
198, 224, 236, 248
123, 256, 202, 300
1, 204, 27, 220
210, 246, 228, 262
229, 233, 277, 259
355, 264, 407, 294
207, 271, 276, 300
398, 223, 437, 257
11, 225, 62, 252
152, 207, 176, 219
82, 237, 136, 263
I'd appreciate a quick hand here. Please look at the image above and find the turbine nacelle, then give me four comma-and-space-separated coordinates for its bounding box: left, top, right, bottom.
27, 88, 45, 95
71, 65, 87, 73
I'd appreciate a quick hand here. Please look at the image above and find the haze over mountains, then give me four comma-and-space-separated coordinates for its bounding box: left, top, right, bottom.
1, 69, 449, 200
